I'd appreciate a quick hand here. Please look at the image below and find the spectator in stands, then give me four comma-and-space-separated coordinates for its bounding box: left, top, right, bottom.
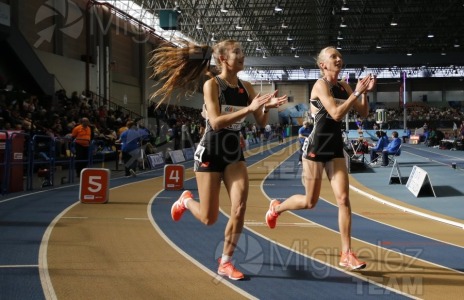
298, 121, 312, 165
459, 120, 464, 139
276, 123, 284, 144
422, 122, 429, 143
198, 120, 205, 139
355, 115, 364, 132
181, 119, 192, 148
71, 117, 92, 177
381, 131, 402, 166
369, 131, 388, 163
115, 119, 129, 164
172, 120, 182, 150
119, 120, 148, 177
264, 123, 272, 141
453, 122, 458, 138
190, 121, 199, 143
402, 127, 411, 143
428, 127, 444, 147
426, 127, 437, 146
150, 39, 287, 280
70, 91, 80, 106
251, 123, 258, 143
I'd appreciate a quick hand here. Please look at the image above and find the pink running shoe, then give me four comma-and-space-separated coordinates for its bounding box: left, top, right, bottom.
171, 190, 193, 221
265, 199, 281, 229
217, 258, 244, 280
339, 251, 367, 270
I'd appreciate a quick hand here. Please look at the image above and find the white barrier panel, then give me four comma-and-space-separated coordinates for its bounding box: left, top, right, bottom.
147, 152, 165, 169
182, 147, 195, 161
169, 150, 186, 164
406, 165, 436, 197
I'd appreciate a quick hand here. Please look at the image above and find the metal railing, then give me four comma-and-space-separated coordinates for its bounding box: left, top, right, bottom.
0, 131, 118, 195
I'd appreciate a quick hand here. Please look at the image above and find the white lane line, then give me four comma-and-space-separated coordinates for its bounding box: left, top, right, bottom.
245, 221, 317, 227
147, 191, 258, 300
0, 265, 38, 268
350, 185, 464, 230
40, 202, 80, 300
60, 217, 149, 221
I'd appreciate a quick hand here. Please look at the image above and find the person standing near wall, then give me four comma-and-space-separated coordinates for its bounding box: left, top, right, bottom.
119, 120, 148, 177
71, 117, 92, 178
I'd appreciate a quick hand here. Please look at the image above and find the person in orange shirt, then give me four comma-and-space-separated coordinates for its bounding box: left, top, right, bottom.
71, 117, 92, 177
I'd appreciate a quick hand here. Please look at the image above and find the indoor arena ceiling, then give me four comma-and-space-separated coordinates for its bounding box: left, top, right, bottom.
111, 0, 464, 79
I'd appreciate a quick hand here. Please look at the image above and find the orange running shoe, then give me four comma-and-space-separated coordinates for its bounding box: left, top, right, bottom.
339, 250, 366, 270
217, 258, 244, 280
171, 190, 193, 221
265, 199, 281, 229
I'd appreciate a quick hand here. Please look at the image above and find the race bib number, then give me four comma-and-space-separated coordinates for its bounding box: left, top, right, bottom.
302, 137, 310, 153
194, 145, 205, 162
222, 104, 245, 131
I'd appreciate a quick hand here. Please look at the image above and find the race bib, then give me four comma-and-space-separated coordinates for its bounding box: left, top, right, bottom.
302, 137, 310, 153
222, 104, 245, 131
194, 145, 205, 162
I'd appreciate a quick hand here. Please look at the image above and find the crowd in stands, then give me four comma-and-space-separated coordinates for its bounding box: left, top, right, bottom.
348, 104, 464, 131
2, 83, 464, 162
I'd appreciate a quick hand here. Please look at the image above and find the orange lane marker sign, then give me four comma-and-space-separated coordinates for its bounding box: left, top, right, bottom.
79, 168, 110, 203
164, 164, 184, 190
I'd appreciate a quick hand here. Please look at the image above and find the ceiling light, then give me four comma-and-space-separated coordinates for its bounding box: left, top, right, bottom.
235, 21, 243, 30
454, 39, 461, 47
281, 21, 288, 29
220, 3, 229, 13
256, 45, 262, 51
263, 52, 268, 58
247, 35, 253, 42
441, 48, 447, 55
427, 32, 434, 38
336, 42, 342, 50
294, 51, 299, 58
406, 51, 412, 56
274, 2, 283, 12
340, 17, 347, 28
390, 17, 398, 26
196, 19, 203, 30
341, 0, 349, 11
173, 1, 181, 13
376, 44, 382, 49
337, 31, 343, 40
286, 34, 293, 41
290, 44, 296, 51
211, 33, 217, 42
